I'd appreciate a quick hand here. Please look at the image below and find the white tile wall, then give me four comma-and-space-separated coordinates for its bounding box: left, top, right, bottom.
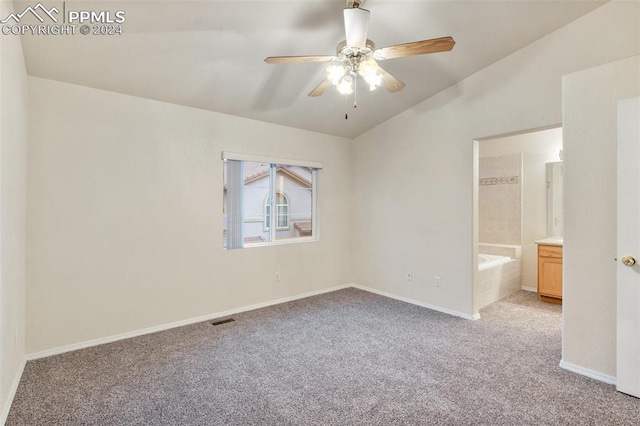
479, 154, 522, 245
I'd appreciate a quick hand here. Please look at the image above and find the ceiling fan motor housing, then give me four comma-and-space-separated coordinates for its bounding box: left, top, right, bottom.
336, 39, 376, 73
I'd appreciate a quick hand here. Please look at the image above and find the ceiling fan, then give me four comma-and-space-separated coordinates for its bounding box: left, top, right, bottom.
264, 0, 455, 98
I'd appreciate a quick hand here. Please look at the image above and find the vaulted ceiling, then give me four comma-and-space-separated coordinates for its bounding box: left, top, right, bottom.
17, 0, 606, 138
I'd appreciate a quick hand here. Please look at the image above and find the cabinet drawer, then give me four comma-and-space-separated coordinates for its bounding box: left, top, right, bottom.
538, 244, 562, 259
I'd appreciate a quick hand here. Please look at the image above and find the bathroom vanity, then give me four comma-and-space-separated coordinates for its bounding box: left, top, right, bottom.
536, 238, 563, 304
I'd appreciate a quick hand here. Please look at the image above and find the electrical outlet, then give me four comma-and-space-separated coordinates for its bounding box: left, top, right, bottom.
434, 276, 441, 287
406, 272, 413, 281
274, 272, 280, 282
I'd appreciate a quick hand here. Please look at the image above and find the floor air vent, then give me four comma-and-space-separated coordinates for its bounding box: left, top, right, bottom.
211, 318, 235, 326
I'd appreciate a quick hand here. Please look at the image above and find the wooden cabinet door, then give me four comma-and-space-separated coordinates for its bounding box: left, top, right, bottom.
538, 256, 563, 298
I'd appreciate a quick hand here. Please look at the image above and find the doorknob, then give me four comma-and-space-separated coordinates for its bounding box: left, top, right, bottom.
621, 256, 636, 266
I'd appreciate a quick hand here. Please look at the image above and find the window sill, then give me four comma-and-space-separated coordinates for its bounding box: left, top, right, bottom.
226, 236, 318, 250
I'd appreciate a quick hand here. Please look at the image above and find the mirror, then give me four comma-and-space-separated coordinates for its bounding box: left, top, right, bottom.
546, 162, 563, 238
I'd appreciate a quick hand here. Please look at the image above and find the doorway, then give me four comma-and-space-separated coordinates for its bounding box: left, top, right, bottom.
472, 127, 563, 315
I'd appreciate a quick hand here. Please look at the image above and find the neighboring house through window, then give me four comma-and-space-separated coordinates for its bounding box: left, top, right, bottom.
222, 152, 321, 249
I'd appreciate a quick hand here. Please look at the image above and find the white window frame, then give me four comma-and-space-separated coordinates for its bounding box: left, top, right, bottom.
222, 152, 320, 249
264, 191, 290, 231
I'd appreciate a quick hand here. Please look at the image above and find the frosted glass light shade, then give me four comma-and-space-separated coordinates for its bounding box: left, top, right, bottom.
337, 76, 354, 95
327, 65, 346, 85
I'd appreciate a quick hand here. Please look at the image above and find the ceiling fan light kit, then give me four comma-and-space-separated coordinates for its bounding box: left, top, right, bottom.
264, 0, 455, 114
329, 37, 382, 93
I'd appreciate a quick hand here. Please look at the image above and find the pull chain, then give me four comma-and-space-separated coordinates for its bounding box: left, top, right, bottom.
353, 75, 358, 109
345, 91, 348, 120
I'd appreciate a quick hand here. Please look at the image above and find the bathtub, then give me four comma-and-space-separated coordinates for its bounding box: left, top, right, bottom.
478, 253, 511, 271
477, 244, 522, 308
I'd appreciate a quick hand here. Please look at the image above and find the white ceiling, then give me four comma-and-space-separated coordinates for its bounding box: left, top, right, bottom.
17, 0, 605, 138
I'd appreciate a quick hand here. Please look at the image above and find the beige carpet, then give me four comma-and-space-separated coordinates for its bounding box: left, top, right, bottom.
7, 289, 640, 425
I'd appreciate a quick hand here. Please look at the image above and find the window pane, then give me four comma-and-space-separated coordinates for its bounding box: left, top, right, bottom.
276, 203, 288, 228
264, 203, 271, 230
275, 165, 313, 241
223, 158, 316, 249
265, 192, 289, 231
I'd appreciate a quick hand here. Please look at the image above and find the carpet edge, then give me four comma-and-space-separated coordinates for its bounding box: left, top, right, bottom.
559, 359, 617, 385
25, 284, 353, 361
352, 284, 480, 320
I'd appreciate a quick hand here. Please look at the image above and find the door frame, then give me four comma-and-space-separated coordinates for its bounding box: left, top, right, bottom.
471, 125, 562, 316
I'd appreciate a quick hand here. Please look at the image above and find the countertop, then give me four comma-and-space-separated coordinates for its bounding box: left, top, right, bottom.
535, 238, 563, 246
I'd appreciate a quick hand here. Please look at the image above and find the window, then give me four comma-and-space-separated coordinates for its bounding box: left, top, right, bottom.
222, 152, 320, 250
264, 192, 289, 230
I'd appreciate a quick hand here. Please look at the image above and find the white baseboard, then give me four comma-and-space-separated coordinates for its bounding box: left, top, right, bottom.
352, 284, 480, 320
1, 357, 26, 426
559, 360, 616, 385
26, 283, 480, 361
521, 286, 537, 292
26, 284, 351, 361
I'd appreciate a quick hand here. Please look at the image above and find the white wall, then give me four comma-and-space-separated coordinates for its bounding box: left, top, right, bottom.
26, 77, 354, 354
0, 0, 28, 421
480, 128, 563, 291
562, 55, 640, 379
352, 1, 638, 318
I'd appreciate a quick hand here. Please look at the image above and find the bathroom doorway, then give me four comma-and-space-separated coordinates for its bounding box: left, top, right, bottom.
472, 127, 563, 315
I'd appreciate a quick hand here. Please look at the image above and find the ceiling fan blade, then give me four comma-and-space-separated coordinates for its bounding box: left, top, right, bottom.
308, 79, 332, 97
376, 36, 455, 60
378, 67, 405, 93
265, 55, 335, 64
344, 7, 369, 48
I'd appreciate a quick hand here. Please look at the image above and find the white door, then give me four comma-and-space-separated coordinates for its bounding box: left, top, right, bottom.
617, 97, 640, 397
